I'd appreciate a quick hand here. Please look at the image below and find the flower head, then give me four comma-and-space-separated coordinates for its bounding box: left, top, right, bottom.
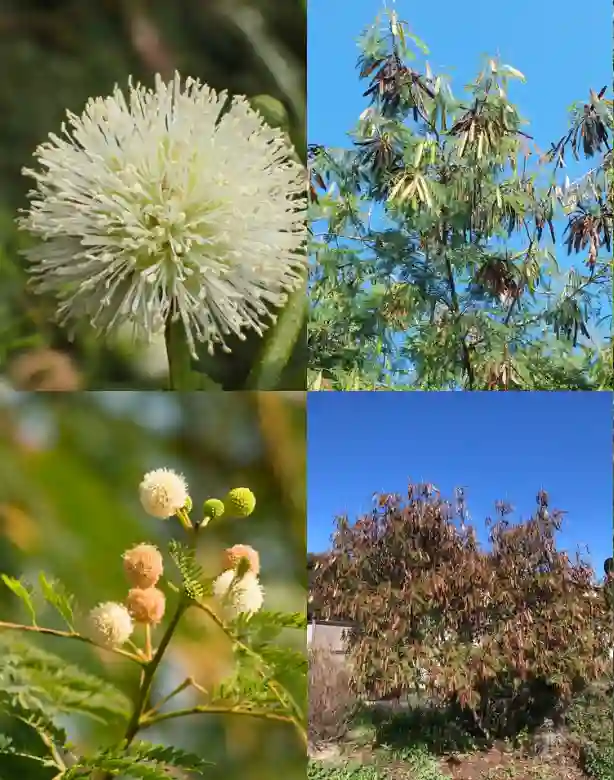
222, 544, 260, 575
122, 543, 164, 588
19, 74, 307, 357
126, 587, 166, 625
139, 468, 189, 519
213, 569, 264, 617
88, 602, 133, 646
224, 487, 256, 518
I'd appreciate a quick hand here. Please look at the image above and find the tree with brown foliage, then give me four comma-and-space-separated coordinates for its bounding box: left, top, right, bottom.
310, 482, 611, 738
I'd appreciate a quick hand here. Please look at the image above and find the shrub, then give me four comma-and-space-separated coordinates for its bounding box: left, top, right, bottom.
310, 482, 611, 740
309, 646, 358, 743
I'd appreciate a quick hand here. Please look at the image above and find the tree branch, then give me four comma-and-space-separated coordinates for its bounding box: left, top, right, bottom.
0, 621, 143, 665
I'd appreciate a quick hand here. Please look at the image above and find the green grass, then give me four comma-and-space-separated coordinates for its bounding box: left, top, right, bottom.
566, 680, 614, 780
308, 745, 452, 780
308, 762, 385, 780
581, 742, 614, 780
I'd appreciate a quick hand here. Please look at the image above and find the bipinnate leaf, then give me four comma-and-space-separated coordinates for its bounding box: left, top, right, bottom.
64, 741, 210, 778
1, 574, 37, 625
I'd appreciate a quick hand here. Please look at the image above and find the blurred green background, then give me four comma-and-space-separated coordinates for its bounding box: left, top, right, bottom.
0, 0, 306, 390
0, 389, 306, 779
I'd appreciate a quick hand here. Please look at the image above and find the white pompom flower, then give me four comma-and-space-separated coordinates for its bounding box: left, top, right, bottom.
19, 74, 307, 357
89, 602, 133, 647
213, 569, 264, 618
139, 467, 189, 519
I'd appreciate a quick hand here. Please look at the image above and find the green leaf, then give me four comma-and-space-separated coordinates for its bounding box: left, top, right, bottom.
1, 575, 37, 626
38, 572, 75, 630
64, 741, 211, 779
247, 283, 307, 389
0, 633, 131, 723
168, 540, 208, 600
249, 95, 290, 131
235, 610, 306, 635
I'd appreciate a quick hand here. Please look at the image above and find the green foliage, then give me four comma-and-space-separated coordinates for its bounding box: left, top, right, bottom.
235, 610, 307, 641
582, 742, 614, 780
0, 634, 131, 724
308, 9, 612, 390
566, 681, 613, 780
2, 572, 76, 631
308, 763, 384, 780
1, 575, 37, 626
167, 540, 209, 601
64, 742, 210, 779
230, 610, 307, 726
37, 573, 75, 631
368, 706, 479, 756
307, 745, 452, 780
382, 746, 451, 780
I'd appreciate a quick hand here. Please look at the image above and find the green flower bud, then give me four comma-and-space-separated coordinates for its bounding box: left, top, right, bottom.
224, 487, 256, 518
202, 498, 225, 524
183, 496, 193, 514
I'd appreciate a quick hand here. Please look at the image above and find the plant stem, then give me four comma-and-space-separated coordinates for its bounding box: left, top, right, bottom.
144, 624, 152, 662
190, 599, 306, 729
441, 226, 474, 390
142, 677, 192, 719
123, 596, 188, 746
164, 310, 218, 390
165, 312, 195, 391
139, 704, 299, 731
0, 621, 143, 665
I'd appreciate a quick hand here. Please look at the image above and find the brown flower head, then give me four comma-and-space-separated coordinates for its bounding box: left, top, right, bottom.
122, 543, 164, 588
125, 587, 166, 625
222, 544, 260, 575
8, 348, 82, 391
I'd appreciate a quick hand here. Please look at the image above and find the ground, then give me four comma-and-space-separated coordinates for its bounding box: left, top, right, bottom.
309, 740, 592, 780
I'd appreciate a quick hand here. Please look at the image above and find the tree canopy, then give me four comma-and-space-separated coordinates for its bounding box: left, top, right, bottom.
310, 482, 612, 737
308, 9, 612, 390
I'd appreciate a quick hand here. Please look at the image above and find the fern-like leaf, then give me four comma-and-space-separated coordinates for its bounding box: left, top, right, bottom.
168, 540, 209, 600
64, 741, 210, 778
0, 698, 69, 772
1, 575, 37, 625
233, 610, 306, 643
0, 634, 131, 724
38, 572, 75, 630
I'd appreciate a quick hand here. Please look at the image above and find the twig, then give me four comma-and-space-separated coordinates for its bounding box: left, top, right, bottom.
0, 621, 143, 665
142, 677, 192, 719
190, 599, 306, 728
139, 705, 296, 730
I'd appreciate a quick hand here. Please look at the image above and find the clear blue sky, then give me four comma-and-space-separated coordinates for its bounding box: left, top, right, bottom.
308, 0, 612, 328
307, 392, 613, 582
